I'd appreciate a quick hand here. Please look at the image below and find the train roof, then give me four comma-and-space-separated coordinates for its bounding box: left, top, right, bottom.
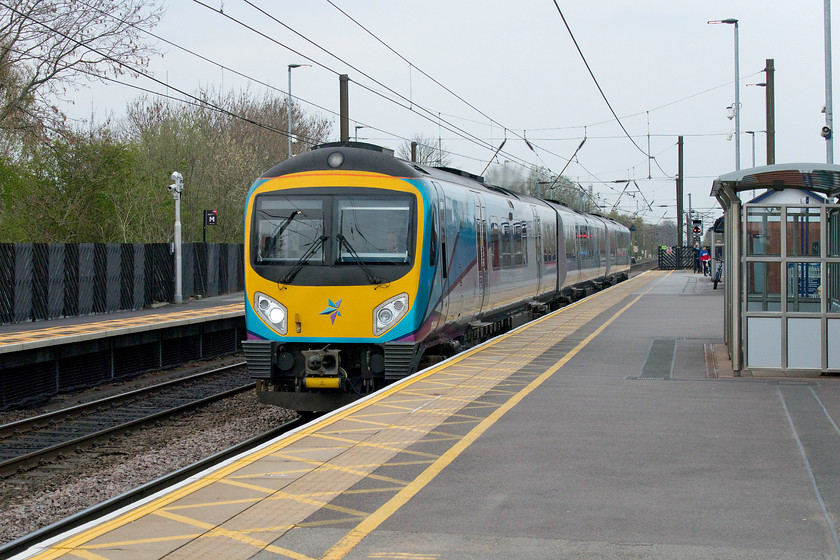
259, 143, 629, 230
259, 141, 525, 196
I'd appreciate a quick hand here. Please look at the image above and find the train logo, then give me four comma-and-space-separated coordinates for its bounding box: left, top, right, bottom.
320, 299, 343, 324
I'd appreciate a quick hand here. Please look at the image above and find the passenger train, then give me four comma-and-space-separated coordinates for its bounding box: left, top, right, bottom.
242, 142, 631, 411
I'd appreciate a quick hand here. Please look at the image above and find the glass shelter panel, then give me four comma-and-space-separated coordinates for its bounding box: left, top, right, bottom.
746, 261, 781, 311
746, 207, 781, 256
786, 207, 821, 257
830, 207, 840, 257
829, 262, 840, 313
787, 262, 821, 312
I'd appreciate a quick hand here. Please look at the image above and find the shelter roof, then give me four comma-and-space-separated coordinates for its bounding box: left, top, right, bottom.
711, 163, 840, 199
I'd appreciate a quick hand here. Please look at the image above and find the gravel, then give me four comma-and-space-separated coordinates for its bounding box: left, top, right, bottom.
0, 359, 297, 545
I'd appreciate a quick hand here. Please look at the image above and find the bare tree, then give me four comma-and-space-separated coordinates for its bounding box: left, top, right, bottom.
0, 0, 162, 139
397, 134, 450, 167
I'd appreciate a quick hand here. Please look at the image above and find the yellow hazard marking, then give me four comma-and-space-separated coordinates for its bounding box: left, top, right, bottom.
29, 272, 662, 560
320, 275, 664, 560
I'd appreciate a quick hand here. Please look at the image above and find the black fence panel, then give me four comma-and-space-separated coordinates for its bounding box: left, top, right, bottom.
152, 243, 173, 303
13, 243, 32, 323
193, 243, 208, 297
31, 243, 49, 321
658, 246, 695, 270
64, 243, 79, 317
48, 244, 64, 319
0, 242, 244, 325
79, 243, 95, 316
120, 244, 134, 310
0, 244, 14, 324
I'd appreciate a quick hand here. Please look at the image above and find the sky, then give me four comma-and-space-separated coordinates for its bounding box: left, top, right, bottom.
65, 0, 839, 227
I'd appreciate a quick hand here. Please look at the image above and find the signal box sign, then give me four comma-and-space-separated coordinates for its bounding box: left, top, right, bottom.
205, 210, 218, 226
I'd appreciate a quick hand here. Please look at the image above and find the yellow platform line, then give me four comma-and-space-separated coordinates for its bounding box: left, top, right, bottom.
29, 272, 661, 560
321, 274, 667, 559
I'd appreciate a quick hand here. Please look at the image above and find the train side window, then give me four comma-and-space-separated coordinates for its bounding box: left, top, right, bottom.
490, 219, 501, 269
429, 206, 438, 267
502, 223, 512, 267
513, 224, 526, 266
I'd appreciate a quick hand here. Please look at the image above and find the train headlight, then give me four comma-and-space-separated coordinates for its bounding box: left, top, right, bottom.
373, 293, 408, 336
254, 292, 288, 335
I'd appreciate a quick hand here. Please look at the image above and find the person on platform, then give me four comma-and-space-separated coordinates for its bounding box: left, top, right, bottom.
700, 246, 711, 276
693, 242, 702, 273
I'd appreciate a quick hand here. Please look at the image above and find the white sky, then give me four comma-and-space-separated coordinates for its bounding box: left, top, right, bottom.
67, 0, 839, 226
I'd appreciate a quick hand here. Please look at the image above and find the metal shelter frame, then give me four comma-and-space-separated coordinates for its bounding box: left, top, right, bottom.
711, 163, 840, 374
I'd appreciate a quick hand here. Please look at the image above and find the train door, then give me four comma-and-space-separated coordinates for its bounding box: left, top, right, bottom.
530, 204, 543, 294
473, 192, 488, 313
431, 182, 449, 327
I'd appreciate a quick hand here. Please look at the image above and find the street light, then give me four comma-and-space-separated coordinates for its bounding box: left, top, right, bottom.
287, 63, 311, 159
744, 131, 756, 167
709, 18, 740, 170
168, 172, 184, 304
354, 125, 366, 142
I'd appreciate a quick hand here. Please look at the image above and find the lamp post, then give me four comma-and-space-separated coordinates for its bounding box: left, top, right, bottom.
287, 64, 310, 159
825, 0, 834, 163
745, 131, 756, 167
354, 125, 365, 142
168, 172, 184, 304
709, 18, 740, 170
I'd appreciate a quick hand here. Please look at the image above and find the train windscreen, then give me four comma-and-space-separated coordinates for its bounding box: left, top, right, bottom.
255, 196, 325, 264
337, 196, 412, 263
253, 192, 415, 266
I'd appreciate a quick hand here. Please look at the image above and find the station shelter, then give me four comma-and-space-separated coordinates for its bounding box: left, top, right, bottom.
711, 163, 840, 375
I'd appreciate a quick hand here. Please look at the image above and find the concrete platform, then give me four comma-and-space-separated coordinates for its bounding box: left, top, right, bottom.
0, 292, 244, 354
12, 271, 840, 560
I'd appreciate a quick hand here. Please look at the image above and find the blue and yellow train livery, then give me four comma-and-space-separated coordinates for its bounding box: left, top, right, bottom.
242, 142, 630, 411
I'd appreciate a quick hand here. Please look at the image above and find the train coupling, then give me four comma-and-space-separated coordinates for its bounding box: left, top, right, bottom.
302, 349, 343, 390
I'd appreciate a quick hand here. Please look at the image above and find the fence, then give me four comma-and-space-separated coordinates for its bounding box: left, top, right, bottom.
0, 243, 244, 325
657, 246, 695, 270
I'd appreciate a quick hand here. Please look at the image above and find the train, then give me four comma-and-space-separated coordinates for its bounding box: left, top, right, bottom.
242, 142, 631, 411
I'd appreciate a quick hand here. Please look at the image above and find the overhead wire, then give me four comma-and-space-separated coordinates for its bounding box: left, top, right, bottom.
51, 0, 496, 166
0, 0, 308, 141
551, 1, 649, 159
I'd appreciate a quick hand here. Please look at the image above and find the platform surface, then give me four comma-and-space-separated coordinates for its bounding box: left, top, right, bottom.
13, 271, 840, 560
0, 292, 244, 353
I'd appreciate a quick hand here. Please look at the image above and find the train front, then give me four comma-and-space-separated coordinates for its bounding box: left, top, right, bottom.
242, 144, 429, 412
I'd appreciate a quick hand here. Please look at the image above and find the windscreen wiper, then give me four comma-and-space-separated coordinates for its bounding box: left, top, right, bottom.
337, 234, 382, 285
271, 211, 301, 241
280, 235, 328, 285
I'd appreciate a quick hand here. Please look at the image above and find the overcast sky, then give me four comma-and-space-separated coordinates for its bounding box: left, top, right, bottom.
68, 0, 838, 226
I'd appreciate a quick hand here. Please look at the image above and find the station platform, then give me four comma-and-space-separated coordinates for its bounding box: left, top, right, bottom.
0, 293, 246, 409
12, 270, 840, 560
0, 293, 244, 354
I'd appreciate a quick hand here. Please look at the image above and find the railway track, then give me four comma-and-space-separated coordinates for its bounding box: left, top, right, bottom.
0, 415, 308, 560
0, 362, 254, 478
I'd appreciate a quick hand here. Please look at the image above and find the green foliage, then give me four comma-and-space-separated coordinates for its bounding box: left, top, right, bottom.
0, 128, 141, 242
0, 88, 332, 243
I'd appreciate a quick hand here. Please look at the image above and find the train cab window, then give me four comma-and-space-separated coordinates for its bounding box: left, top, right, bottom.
336, 195, 413, 263
255, 196, 325, 264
